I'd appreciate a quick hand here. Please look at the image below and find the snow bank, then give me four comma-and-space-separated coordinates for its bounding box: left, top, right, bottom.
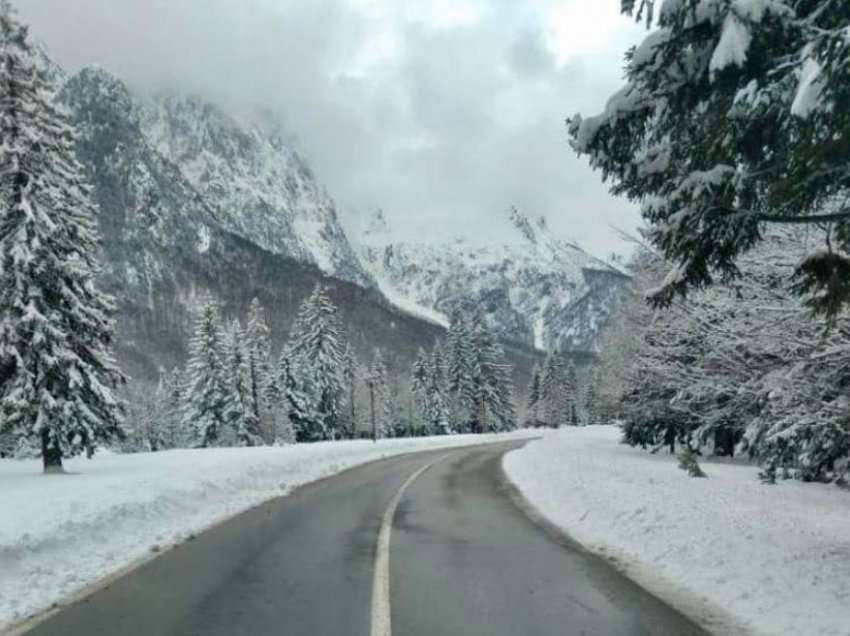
0, 432, 531, 630
503, 427, 850, 636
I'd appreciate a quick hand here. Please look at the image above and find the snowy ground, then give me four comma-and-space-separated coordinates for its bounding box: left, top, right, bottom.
503, 427, 850, 636
0, 432, 532, 631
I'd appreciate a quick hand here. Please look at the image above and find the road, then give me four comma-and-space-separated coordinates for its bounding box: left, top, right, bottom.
21, 441, 710, 636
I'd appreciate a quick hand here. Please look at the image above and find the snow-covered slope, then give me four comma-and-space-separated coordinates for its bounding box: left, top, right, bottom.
136, 95, 372, 288
356, 208, 630, 351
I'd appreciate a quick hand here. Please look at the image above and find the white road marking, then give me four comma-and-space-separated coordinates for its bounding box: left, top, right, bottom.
370, 455, 447, 636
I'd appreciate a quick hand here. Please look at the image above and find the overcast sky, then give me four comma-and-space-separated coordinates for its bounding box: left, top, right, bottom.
18, 0, 645, 258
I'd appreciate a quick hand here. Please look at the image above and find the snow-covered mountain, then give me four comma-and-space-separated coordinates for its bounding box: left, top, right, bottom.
356, 208, 630, 352
55, 64, 448, 380
32, 51, 545, 380
136, 96, 372, 288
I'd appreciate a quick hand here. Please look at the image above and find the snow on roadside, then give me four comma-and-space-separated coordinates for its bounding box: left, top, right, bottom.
503, 427, 850, 636
0, 432, 531, 630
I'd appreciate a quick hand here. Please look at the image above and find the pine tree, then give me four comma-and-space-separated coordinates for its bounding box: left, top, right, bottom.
426, 348, 451, 435
563, 361, 579, 426
571, 2, 850, 317
539, 353, 563, 429
411, 347, 430, 428
446, 308, 475, 431
582, 365, 601, 425
525, 363, 542, 427
223, 319, 263, 446
0, 3, 125, 471
468, 313, 516, 433
288, 285, 344, 440
369, 349, 392, 439
273, 346, 314, 443
122, 381, 163, 453
340, 343, 359, 439
158, 367, 185, 448
596, 229, 850, 479
431, 343, 447, 396
181, 302, 230, 448
127, 369, 188, 452
387, 376, 409, 438
244, 298, 272, 440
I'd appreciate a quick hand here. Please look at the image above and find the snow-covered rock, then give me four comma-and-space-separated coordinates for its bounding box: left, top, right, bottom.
355, 208, 630, 352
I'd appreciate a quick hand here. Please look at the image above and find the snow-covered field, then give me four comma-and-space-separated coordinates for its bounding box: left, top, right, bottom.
0, 432, 531, 631
503, 427, 850, 636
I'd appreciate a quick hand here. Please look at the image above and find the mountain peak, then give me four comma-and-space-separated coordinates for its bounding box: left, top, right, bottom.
132, 89, 373, 288
355, 209, 629, 352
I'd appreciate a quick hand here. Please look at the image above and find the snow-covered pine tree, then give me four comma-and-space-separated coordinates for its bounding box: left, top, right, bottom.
223, 319, 263, 446
596, 227, 850, 480
426, 374, 454, 435
288, 285, 344, 440
411, 347, 430, 429
121, 382, 162, 453
0, 3, 125, 471
426, 387, 451, 437
340, 343, 359, 439
388, 376, 410, 438
274, 346, 314, 443
369, 349, 392, 439
446, 307, 475, 431
525, 363, 542, 427
563, 361, 579, 426
426, 347, 451, 436
157, 367, 185, 448
181, 302, 230, 448
582, 366, 601, 426
571, 1, 850, 317
244, 298, 272, 440
262, 354, 283, 436
489, 342, 517, 432
431, 343, 447, 396
468, 312, 516, 433
123, 370, 189, 452
600, 245, 704, 453
539, 353, 563, 429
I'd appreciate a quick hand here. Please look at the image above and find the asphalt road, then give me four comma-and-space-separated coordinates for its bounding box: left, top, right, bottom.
22, 441, 710, 636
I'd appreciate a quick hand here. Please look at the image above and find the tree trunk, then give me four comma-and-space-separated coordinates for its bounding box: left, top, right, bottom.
41, 430, 63, 474
478, 395, 486, 435
349, 384, 356, 439
369, 381, 377, 443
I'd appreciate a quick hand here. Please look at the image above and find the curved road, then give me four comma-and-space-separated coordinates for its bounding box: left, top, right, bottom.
22, 441, 709, 636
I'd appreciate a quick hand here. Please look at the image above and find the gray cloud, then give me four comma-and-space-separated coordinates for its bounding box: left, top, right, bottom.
17, 0, 643, 258
510, 28, 558, 77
